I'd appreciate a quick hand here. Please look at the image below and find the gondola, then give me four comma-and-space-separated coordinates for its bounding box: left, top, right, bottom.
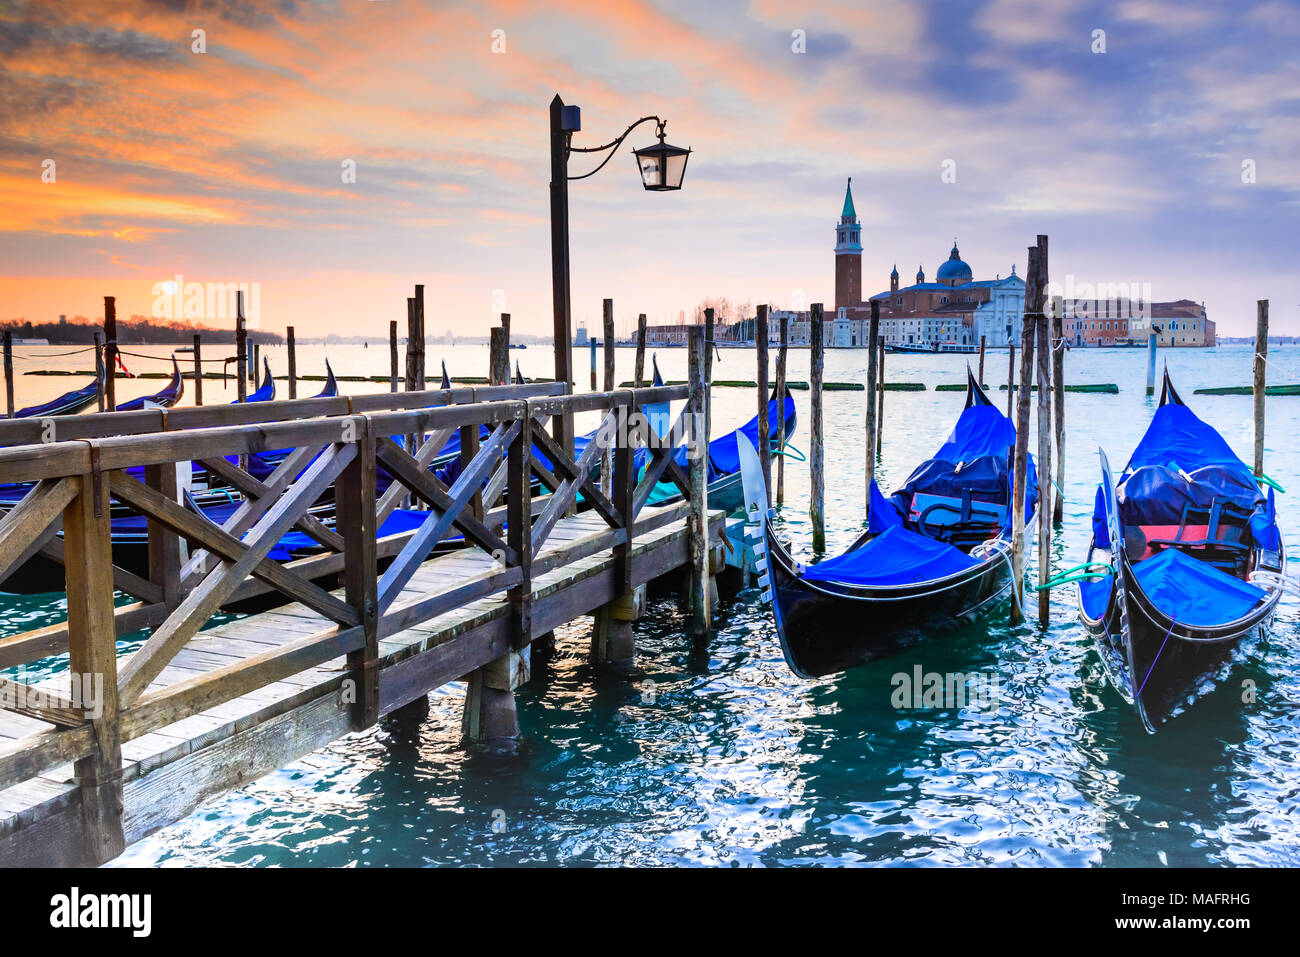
115, 356, 184, 411
315, 359, 338, 398
234, 357, 275, 403
12, 369, 103, 418
739, 369, 1036, 678
1077, 370, 1286, 732
574, 353, 797, 515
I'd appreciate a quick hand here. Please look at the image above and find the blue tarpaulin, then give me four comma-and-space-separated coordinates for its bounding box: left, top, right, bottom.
868, 479, 902, 534
1131, 547, 1266, 627
1127, 404, 1249, 473
802, 525, 978, 587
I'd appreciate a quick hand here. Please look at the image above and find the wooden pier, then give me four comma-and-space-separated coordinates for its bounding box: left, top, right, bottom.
0, 377, 722, 866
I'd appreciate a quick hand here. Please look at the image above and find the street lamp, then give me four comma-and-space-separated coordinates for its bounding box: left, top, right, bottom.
549, 93, 690, 455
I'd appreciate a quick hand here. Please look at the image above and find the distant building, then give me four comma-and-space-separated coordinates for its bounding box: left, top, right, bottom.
1065, 298, 1214, 347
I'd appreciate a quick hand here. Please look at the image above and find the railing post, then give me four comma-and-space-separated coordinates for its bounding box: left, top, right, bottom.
594, 392, 644, 666
338, 416, 378, 730
686, 326, 711, 638
63, 467, 124, 865
145, 462, 183, 611
507, 404, 533, 649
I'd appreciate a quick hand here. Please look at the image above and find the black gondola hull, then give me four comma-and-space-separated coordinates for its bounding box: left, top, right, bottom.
766, 522, 1013, 678
1079, 545, 1281, 731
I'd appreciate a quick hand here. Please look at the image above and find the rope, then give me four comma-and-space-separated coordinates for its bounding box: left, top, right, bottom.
1258, 472, 1285, 493
1034, 561, 1114, 591
772, 441, 807, 463
4, 346, 98, 358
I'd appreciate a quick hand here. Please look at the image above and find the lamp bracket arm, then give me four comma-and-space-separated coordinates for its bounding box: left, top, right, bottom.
567, 115, 664, 181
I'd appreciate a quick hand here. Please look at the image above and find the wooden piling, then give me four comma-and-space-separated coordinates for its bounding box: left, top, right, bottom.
1051, 299, 1064, 526
414, 284, 426, 390
876, 335, 885, 456
489, 328, 506, 385
94, 331, 106, 411
589, 335, 597, 390
757, 304, 771, 496
389, 320, 399, 393
809, 302, 825, 551
1254, 299, 1268, 477
978, 334, 986, 386
704, 307, 715, 446
1006, 344, 1015, 418
1146, 331, 1157, 396
104, 296, 119, 411
192, 334, 203, 406
687, 325, 711, 637
252, 342, 261, 389
602, 301, 615, 393
286, 325, 297, 399
235, 293, 247, 404
1034, 235, 1052, 628
865, 300, 880, 515
776, 314, 788, 506
1010, 246, 1040, 626
2, 330, 12, 418
634, 313, 647, 387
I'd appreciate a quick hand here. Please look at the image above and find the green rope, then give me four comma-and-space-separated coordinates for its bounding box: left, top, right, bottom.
773, 442, 807, 463
1259, 472, 1285, 493
1034, 561, 1114, 591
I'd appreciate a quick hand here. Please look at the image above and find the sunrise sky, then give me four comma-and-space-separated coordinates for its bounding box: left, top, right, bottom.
1, 0, 1296, 338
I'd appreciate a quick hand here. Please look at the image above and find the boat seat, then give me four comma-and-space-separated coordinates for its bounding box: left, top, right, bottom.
1133, 499, 1252, 574
909, 491, 1004, 548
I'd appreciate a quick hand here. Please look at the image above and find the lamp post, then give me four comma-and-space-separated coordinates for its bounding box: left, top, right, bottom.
548, 93, 690, 456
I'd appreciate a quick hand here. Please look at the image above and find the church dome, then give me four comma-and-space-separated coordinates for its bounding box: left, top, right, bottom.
936, 242, 972, 282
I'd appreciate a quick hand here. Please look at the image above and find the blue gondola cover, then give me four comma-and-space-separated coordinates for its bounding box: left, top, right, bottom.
802, 525, 978, 587
1130, 547, 1266, 627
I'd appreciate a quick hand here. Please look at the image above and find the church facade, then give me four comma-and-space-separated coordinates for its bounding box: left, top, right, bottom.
834, 179, 1026, 349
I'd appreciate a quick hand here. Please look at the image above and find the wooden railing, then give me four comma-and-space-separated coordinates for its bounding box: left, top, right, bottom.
0, 372, 707, 863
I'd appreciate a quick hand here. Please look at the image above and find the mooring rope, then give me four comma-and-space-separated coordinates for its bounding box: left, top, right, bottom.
1034, 561, 1114, 591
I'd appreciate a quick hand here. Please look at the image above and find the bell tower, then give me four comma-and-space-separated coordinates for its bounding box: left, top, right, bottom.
834, 177, 861, 310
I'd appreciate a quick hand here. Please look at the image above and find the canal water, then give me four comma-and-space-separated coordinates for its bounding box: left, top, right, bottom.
5, 341, 1298, 866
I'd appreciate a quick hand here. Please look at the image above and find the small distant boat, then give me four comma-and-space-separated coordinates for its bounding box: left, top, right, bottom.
742, 369, 1035, 678
13, 370, 103, 418
1078, 371, 1286, 731
115, 357, 184, 412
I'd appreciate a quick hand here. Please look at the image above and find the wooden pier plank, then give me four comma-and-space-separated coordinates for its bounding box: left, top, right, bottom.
0, 504, 722, 865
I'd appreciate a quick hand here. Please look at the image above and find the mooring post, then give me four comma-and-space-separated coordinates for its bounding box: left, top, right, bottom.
489, 327, 506, 385
286, 325, 297, 399
414, 284, 426, 389
634, 313, 647, 387
687, 325, 711, 637
94, 331, 106, 411
877, 337, 885, 456
2, 330, 13, 418
809, 302, 825, 552
978, 334, 987, 386
1255, 299, 1269, 477
601, 299, 616, 498
64, 471, 124, 865
192, 333, 203, 406
1006, 343, 1015, 418
703, 307, 714, 441
1146, 330, 1157, 396
104, 295, 118, 412
389, 320, 399, 392
235, 292, 247, 404
865, 300, 880, 517
776, 314, 788, 506
1010, 246, 1040, 626
1051, 298, 1065, 526
252, 342, 261, 389
589, 335, 598, 390
1034, 235, 1052, 628
494, 313, 512, 384
595, 391, 641, 665
757, 304, 771, 496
